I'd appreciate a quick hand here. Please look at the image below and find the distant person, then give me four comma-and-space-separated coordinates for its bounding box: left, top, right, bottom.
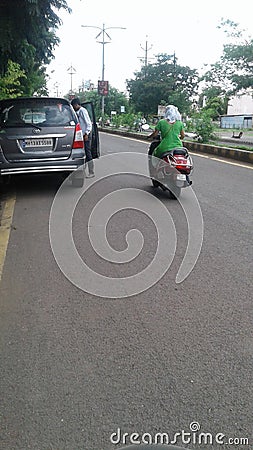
138, 116, 146, 132
148, 105, 185, 157
71, 98, 94, 177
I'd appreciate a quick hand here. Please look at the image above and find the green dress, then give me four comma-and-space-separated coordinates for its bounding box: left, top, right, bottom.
153, 119, 184, 158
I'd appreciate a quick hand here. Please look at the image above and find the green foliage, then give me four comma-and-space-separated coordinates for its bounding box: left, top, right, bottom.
111, 114, 121, 128
127, 53, 199, 115
110, 113, 140, 131
184, 119, 195, 133
0, 0, 70, 96
0, 60, 26, 99
202, 96, 227, 120
73, 90, 102, 119
117, 113, 137, 130
202, 19, 253, 95
192, 111, 215, 143
76, 86, 139, 131
71, 86, 129, 120
103, 87, 129, 116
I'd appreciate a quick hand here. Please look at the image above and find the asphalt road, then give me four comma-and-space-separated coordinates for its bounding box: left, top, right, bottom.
0, 132, 252, 450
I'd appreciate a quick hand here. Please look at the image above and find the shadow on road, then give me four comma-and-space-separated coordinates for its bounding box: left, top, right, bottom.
0, 173, 67, 199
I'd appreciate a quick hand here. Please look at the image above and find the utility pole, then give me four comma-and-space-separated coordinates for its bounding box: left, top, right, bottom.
54, 82, 59, 97
81, 24, 126, 118
67, 65, 76, 96
172, 51, 176, 91
139, 36, 153, 77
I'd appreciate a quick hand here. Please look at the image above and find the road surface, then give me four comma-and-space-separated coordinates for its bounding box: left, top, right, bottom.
0, 132, 252, 449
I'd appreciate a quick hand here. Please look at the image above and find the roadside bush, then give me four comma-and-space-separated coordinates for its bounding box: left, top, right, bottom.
111, 114, 121, 128
110, 113, 145, 131
184, 119, 195, 133
120, 113, 137, 130
193, 111, 215, 143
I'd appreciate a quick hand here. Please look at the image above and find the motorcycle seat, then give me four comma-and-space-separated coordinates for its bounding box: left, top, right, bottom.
171, 147, 189, 156
160, 148, 188, 158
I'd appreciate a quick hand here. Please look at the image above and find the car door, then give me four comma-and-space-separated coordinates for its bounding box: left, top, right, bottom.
81, 102, 100, 158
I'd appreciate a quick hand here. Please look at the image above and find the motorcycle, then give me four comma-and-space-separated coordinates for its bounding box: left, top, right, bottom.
148, 139, 193, 199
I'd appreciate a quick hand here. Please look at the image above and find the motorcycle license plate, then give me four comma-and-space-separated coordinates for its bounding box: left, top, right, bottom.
177, 174, 186, 181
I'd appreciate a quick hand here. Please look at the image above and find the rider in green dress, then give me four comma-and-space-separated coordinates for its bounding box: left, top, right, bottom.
148, 105, 185, 158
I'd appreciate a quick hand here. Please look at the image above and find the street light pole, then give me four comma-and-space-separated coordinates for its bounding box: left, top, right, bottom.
81, 24, 126, 118
67, 64, 76, 96
54, 82, 59, 96
98, 24, 110, 117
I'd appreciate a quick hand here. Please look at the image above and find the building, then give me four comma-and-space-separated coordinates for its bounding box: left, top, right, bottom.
220, 114, 253, 129
220, 91, 253, 129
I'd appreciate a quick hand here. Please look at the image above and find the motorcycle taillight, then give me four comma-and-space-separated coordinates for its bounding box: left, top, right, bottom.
175, 165, 191, 174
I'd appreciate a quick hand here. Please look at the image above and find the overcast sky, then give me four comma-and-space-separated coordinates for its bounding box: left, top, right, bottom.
47, 0, 252, 96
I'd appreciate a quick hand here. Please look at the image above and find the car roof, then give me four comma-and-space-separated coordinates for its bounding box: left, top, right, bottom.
0, 97, 71, 106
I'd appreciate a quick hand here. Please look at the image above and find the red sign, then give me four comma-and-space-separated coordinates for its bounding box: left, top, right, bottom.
98, 80, 109, 96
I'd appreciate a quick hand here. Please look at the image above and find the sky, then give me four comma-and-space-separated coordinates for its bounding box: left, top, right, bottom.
46, 0, 253, 97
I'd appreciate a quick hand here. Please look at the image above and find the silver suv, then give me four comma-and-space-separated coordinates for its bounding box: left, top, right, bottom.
0, 97, 99, 187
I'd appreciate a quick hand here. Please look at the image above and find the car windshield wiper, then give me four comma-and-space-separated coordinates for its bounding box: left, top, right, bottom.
0, 122, 43, 130
22, 123, 43, 130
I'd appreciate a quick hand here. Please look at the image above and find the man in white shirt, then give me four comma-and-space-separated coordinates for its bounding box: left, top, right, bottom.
71, 98, 94, 177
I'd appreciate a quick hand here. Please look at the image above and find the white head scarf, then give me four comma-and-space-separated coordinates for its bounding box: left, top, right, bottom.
164, 105, 181, 123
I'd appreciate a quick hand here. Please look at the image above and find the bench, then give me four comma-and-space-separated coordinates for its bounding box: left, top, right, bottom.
232, 131, 243, 139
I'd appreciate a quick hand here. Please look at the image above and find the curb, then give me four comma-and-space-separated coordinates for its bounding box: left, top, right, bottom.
185, 141, 253, 164
99, 128, 253, 165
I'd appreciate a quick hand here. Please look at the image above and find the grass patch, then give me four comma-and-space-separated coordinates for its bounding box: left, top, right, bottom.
208, 140, 253, 151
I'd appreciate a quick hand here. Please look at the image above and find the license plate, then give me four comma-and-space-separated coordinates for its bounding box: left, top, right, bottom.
177, 174, 186, 181
23, 138, 53, 147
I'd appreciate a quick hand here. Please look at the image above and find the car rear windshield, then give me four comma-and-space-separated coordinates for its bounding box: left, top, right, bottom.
0, 99, 76, 127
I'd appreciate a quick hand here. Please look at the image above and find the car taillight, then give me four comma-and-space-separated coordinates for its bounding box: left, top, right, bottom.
73, 123, 84, 149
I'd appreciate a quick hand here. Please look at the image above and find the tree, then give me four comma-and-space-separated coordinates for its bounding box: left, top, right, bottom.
102, 87, 129, 117
127, 53, 199, 116
202, 19, 253, 95
193, 111, 215, 143
71, 86, 129, 120
0, 60, 26, 99
204, 97, 227, 120
0, 0, 70, 96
